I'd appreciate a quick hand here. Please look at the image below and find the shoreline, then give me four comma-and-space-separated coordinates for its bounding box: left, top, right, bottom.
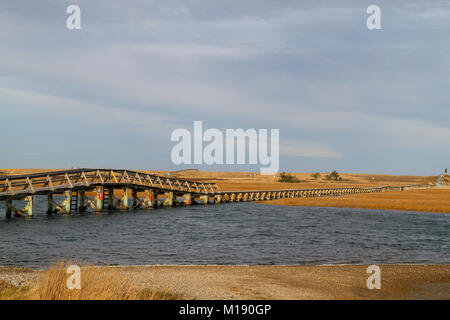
2, 262, 449, 270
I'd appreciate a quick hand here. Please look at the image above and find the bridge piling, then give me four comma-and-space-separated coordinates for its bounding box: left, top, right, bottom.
6, 199, 11, 218
163, 191, 175, 207
120, 187, 129, 210
131, 188, 140, 209
184, 193, 192, 205
107, 188, 114, 210
25, 196, 33, 217
62, 190, 71, 214
47, 194, 53, 214
94, 187, 103, 212
79, 191, 87, 212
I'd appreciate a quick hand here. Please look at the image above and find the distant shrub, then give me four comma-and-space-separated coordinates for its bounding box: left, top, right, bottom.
311, 172, 321, 180
278, 172, 300, 183
325, 170, 342, 181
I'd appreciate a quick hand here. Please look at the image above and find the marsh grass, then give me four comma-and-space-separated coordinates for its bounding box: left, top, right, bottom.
1, 261, 181, 300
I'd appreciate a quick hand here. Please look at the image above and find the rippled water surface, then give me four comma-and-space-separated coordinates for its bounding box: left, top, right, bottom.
0, 197, 449, 269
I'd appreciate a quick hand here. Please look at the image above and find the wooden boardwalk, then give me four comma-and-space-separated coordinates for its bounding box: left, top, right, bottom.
0, 169, 431, 218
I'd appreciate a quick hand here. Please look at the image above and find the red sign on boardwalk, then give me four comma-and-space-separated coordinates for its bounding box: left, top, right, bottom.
98, 192, 103, 200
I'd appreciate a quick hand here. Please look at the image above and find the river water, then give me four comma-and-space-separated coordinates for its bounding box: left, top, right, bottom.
0, 197, 449, 269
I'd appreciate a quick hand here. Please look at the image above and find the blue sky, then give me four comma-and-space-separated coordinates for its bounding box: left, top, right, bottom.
0, 1, 449, 174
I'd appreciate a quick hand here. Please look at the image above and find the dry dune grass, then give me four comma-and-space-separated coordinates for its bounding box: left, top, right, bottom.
35, 261, 181, 300
1, 261, 181, 300
264, 189, 450, 213
169, 171, 437, 190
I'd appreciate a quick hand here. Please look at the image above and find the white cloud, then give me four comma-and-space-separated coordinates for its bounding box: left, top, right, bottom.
280, 139, 342, 158
0, 86, 174, 134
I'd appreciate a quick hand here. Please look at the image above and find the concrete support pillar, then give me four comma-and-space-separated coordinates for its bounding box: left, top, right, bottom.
150, 190, 157, 208
63, 190, 71, 214
144, 189, 150, 208
94, 187, 103, 212
215, 195, 222, 204
6, 199, 12, 219
202, 195, 209, 205
121, 187, 129, 210
144, 189, 156, 208
184, 193, 192, 205
164, 191, 175, 207
25, 196, 33, 217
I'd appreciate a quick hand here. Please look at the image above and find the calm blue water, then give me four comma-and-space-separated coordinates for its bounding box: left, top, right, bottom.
0, 197, 449, 269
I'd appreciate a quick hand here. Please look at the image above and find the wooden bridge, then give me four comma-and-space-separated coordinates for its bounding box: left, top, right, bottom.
0, 168, 432, 218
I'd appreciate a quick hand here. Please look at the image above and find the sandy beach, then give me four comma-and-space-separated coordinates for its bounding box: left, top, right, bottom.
1, 264, 449, 300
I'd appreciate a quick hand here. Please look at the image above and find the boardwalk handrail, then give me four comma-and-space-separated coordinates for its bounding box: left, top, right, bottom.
0, 168, 220, 200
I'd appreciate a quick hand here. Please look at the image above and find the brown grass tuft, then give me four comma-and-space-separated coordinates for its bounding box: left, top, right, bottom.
32, 261, 181, 300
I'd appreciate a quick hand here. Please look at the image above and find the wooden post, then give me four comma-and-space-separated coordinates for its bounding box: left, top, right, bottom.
108, 188, 114, 210
6, 199, 12, 218
79, 191, 87, 212
47, 194, 53, 214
